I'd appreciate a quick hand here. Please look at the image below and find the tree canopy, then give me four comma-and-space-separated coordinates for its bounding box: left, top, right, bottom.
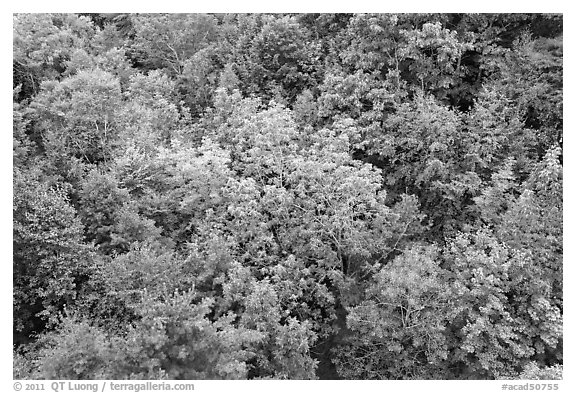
13, 13, 562, 381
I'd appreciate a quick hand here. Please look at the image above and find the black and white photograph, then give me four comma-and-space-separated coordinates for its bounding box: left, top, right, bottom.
10, 5, 566, 388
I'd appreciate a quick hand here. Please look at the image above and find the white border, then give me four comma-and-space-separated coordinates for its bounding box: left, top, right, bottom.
3, 4, 572, 391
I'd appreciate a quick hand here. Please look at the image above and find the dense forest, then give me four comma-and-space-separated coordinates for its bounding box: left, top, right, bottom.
13, 13, 563, 380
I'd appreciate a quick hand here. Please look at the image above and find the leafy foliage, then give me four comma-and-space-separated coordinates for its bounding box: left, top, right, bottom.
131, 14, 219, 75
13, 13, 562, 380
334, 245, 451, 379
13, 169, 95, 338
30, 69, 122, 164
